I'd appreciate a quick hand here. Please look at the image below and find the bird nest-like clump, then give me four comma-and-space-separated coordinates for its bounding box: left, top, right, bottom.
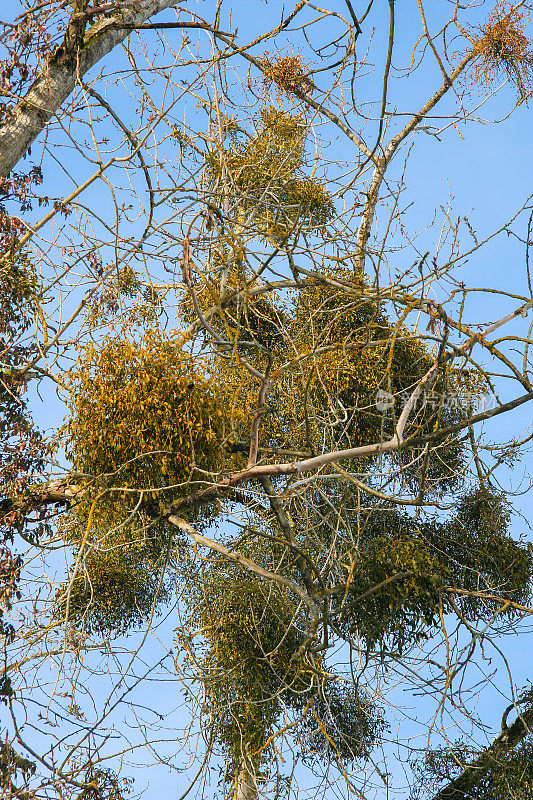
258, 54, 315, 99
471, 2, 533, 99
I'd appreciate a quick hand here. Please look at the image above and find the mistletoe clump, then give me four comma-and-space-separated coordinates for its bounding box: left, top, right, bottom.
200, 572, 307, 770
211, 107, 334, 243
65, 327, 225, 500
296, 682, 385, 767
259, 54, 315, 98
335, 489, 533, 653
472, 2, 533, 99
55, 510, 170, 636
338, 531, 445, 651
57, 328, 227, 635
189, 547, 383, 781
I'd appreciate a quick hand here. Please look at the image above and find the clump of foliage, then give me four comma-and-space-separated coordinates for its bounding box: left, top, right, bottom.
0, 248, 45, 503
334, 487, 533, 651
0, 167, 43, 250
204, 269, 471, 496
0, 546, 22, 613
205, 269, 394, 454
472, 2, 533, 99
412, 736, 533, 800
191, 556, 308, 772
81, 766, 134, 800
288, 275, 436, 448
425, 486, 533, 614
296, 681, 385, 766
58, 328, 227, 635
479, 739, 533, 800
187, 545, 384, 782
1, 740, 36, 800
259, 54, 315, 99
0, 247, 46, 646
55, 504, 170, 636
210, 107, 334, 243
85, 264, 162, 328
338, 530, 445, 652
65, 327, 225, 499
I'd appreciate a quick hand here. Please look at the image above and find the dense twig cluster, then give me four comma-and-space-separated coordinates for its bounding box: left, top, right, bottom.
472, 2, 533, 98
258, 54, 315, 99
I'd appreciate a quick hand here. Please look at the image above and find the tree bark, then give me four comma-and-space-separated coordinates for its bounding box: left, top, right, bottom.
0, 0, 182, 178
0, 479, 82, 521
235, 759, 257, 800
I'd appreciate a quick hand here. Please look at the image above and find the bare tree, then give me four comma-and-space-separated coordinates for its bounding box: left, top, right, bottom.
2, 2, 533, 799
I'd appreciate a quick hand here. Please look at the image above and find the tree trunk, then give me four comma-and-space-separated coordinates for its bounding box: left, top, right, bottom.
0, 0, 180, 178
235, 759, 257, 800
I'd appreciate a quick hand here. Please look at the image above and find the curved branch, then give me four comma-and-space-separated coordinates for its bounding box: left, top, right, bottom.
430, 702, 533, 800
